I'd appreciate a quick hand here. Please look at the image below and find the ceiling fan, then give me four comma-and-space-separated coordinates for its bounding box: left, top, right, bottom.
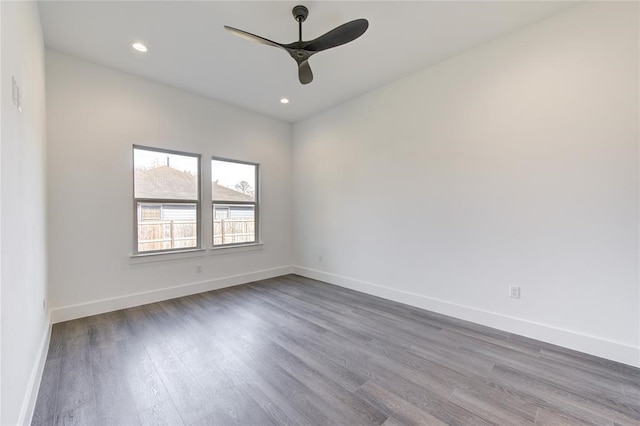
224, 5, 369, 85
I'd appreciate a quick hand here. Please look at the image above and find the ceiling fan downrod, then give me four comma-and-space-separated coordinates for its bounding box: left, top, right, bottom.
292, 5, 308, 43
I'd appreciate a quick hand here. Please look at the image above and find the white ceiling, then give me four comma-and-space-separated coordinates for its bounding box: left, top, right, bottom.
39, 1, 576, 123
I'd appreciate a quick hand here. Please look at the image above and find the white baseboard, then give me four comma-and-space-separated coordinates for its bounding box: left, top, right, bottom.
19, 313, 52, 426
51, 266, 293, 324
293, 266, 640, 368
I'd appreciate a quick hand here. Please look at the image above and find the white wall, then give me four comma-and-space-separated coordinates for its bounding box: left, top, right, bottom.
46, 51, 292, 320
1, 1, 49, 424
293, 2, 640, 366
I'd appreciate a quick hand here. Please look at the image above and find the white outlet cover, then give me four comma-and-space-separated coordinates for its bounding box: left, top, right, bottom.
12, 76, 17, 105
509, 286, 521, 299
16, 85, 22, 112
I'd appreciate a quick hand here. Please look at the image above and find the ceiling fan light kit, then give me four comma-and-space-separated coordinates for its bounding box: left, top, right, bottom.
224, 4, 368, 85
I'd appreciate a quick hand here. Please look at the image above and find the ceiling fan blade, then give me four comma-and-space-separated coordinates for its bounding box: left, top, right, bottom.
303, 19, 369, 52
224, 26, 284, 50
298, 60, 313, 85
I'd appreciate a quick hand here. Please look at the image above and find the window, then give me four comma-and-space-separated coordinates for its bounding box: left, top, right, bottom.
133, 146, 200, 254
212, 158, 258, 246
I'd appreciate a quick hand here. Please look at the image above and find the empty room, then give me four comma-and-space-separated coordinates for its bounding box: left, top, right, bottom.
2, 0, 639, 425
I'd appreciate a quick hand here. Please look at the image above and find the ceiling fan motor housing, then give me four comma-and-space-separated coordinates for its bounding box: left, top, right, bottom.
292, 5, 309, 22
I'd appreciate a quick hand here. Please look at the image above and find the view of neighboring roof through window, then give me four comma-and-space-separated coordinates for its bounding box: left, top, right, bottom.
133, 146, 200, 254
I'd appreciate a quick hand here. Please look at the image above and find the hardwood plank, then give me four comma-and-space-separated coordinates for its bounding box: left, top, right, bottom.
53, 401, 98, 426
149, 300, 200, 355
46, 319, 89, 361
90, 341, 140, 425
200, 308, 371, 425
31, 358, 61, 426
267, 327, 369, 393
534, 407, 613, 426
138, 400, 184, 426
182, 339, 309, 426
144, 340, 214, 425
117, 338, 170, 412
489, 364, 630, 425
270, 276, 470, 353
211, 286, 371, 394
123, 305, 165, 346
382, 416, 409, 426
55, 333, 94, 414
259, 340, 388, 424
448, 387, 537, 424
86, 310, 135, 349
188, 296, 372, 424
46, 325, 65, 361
622, 382, 640, 406
539, 347, 640, 386
248, 283, 376, 343
285, 275, 507, 340
356, 380, 445, 426
276, 329, 461, 423
180, 346, 279, 426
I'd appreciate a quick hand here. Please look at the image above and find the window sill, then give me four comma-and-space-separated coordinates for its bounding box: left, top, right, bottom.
129, 244, 263, 264
130, 248, 207, 264
209, 242, 263, 255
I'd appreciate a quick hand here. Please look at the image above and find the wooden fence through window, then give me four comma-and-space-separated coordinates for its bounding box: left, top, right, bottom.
137, 219, 254, 251
213, 219, 255, 245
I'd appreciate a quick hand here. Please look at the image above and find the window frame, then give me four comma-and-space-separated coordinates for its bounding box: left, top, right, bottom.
211, 156, 260, 248
133, 145, 202, 255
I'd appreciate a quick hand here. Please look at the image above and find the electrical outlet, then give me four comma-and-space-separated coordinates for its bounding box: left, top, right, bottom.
11, 76, 22, 112
509, 286, 521, 299
196, 264, 202, 273
17, 85, 22, 112
12, 76, 17, 105
318, 253, 323, 262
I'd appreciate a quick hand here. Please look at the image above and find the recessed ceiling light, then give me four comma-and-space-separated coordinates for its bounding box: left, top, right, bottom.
280, 98, 290, 104
132, 42, 148, 53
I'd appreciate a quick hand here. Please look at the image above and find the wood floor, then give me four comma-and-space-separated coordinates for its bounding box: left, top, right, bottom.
32, 274, 640, 425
